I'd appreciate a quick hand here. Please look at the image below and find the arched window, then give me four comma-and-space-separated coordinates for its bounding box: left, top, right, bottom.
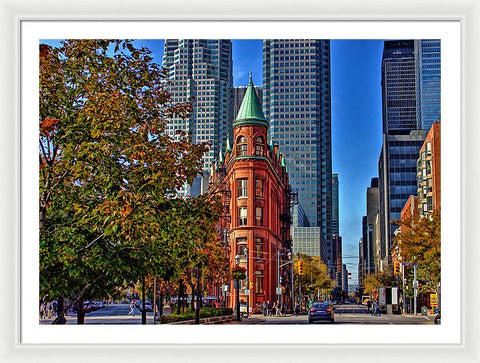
255, 136, 265, 156
237, 136, 247, 156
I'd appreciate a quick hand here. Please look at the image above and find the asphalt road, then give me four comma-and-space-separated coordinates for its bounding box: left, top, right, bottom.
39, 303, 435, 325
39, 303, 157, 325
247, 303, 435, 325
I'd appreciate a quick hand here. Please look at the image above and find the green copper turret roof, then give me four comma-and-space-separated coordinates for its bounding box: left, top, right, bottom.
233, 73, 268, 128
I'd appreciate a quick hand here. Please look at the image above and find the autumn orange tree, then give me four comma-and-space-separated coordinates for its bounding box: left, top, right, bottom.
393, 210, 441, 294
39, 40, 221, 323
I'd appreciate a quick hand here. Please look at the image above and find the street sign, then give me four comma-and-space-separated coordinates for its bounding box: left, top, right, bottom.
245, 289, 250, 296
413, 281, 419, 289
430, 293, 438, 306
276, 287, 282, 295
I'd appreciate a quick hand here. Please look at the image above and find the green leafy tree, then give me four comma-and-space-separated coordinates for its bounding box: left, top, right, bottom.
39, 40, 217, 323
363, 274, 380, 297
294, 254, 333, 301
393, 210, 441, 293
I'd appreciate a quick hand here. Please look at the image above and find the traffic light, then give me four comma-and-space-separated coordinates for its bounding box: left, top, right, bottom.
393, 261, 400, 275
298, 260, 304, 275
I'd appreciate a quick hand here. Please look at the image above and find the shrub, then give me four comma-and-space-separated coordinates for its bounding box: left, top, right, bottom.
160, 307, 233, 324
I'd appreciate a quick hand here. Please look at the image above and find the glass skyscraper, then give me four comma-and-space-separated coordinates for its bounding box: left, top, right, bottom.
162, 39, 234, 177
415, 39, 441, 130
263, 39, 333, 270
378, 39, 440, 265
381, 40, 417, 134
332, 173, 339, 237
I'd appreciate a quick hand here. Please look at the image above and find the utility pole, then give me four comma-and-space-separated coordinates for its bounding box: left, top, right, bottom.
245, 248, 249, 318
413, 263, 418, 316
401, 263, 406, 315
153, 277, 157, 325
277, 251, 281, 305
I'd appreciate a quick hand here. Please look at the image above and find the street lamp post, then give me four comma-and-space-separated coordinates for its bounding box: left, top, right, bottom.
245, 248, 249, 318
277, 252, 281, 306
290, 252, 294, 313
235, 254, 241, 322
413, 262, 418, 316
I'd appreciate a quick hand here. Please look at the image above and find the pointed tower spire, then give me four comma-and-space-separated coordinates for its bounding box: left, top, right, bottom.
269, 137, 275, 153
233, 73, 268, 128
225, 133, 232, 153
218, 147, 224, 164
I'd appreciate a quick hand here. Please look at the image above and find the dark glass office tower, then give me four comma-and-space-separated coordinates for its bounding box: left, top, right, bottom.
378, 39, 440, 265
332, 173, 339, 236
381, 40, 417, 134
263, 39, 333, 270
378, 130, 428, 263
162, 39, 234, 178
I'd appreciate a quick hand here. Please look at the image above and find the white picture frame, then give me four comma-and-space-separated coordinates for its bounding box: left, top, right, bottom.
2, 0, 479, 361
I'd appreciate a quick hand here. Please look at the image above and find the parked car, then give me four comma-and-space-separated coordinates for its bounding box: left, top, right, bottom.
135, 300, 153, 312
308, 301, 334, 324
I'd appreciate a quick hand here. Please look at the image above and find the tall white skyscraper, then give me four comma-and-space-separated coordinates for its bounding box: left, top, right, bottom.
162, 39, 234, 190
263, 39, 333, 271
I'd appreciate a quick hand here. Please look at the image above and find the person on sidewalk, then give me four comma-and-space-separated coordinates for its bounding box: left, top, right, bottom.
373, 300, 381, 317
128, 301, 135, 316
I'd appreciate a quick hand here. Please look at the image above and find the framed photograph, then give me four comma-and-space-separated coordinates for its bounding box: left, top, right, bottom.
2, 0, 479, 362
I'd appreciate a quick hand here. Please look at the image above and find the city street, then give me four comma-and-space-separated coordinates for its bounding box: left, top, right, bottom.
39, 303, 156, 325
239, 304, 435, 325
39, 303, 435, 325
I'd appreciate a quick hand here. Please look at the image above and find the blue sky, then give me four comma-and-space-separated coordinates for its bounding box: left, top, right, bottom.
41, 39, 385, 285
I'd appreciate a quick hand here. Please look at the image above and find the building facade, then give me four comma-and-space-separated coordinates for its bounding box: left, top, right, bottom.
332, 173, 339, 236
210, 75, 292, 314
361, 178, 379, 277
378, 129, 429, 266
378, 39, 440, 267
262, 39, 333, 271
162, 39, 234, 180
417, 122, 441, 216
332, 235, 343, 289
415, 40, 441, 130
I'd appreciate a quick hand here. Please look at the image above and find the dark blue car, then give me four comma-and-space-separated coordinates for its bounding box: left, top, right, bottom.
308, 302, 334, 324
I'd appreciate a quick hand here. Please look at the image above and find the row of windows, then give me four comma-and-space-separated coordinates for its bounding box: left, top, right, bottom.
237, 179, 264, 198
238, 206, 263, 226
236, 136, 265, 157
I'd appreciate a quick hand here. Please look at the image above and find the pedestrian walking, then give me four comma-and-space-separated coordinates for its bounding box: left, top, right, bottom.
373, 300, 381, 317
367, 299, 372, 311
294, 304, 299, 317
39, 302, 46, 319
128, 301, 135, 316
267, 301, 272, 316
276, 301, 281, 316
262, 301, 267, 317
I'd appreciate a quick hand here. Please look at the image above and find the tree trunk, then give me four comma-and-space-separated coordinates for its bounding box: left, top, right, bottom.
159, 292, 164, 317
177, 280, 183, 315
141, 275, 147, 325
52, 296, 66, 324
190, 283, 195, 311
76, 298, 85, 324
